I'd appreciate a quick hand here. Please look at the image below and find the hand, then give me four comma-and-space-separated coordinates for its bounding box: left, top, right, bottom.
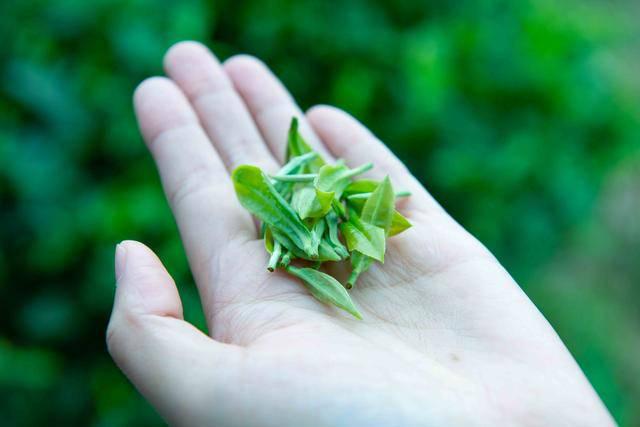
107, 41, 614, 427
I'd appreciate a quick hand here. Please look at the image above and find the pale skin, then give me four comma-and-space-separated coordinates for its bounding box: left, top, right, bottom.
106, 41, 615, 426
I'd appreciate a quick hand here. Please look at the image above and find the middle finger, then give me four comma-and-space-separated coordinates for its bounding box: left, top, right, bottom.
163, 41, 280, 173
223, 54, 334, 163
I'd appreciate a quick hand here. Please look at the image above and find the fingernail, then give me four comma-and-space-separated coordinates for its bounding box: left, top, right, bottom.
115, 242, 127, 283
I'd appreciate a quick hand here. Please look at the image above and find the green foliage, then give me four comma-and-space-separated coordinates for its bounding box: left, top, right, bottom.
233, 128, 407, 310
1, 0, 639, 425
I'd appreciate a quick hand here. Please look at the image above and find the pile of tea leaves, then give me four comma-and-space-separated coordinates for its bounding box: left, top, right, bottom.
231, 118, 412, 318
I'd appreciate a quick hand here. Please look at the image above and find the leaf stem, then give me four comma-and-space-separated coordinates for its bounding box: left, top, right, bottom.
346, 190, 412, 200
279, 250, 292, 268
331, 198, 347, 220
267, 240, 282, 271
343, 162, 373, 179
277, 152, 319, 176
271, 173, 317, 182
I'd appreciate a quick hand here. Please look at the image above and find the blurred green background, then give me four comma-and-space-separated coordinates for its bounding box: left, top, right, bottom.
1, 0, 639, 425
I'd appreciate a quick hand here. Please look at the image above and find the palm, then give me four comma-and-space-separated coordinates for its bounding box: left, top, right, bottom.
107, 42, 613, 427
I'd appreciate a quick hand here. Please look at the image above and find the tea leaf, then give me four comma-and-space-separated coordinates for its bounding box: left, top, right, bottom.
343, 179, 379, 196
347, 251, 373, 288
341, 222, 385, 261
346, 197, 412, 238
264, 226, 274, 253
360, 175, 394, 233
235, 118, 414, 317
286, 265, 362, 319
286, 118, 325, 172
316, 188, 336, 213
315, 163, 374, 200
342, 207, 386, 287
291, 186, 334, 219
325, 211, 349, 258
270, 227, 313, 259
315, 164, 351, 197
389, 210, 412, 236
332, 198, 347, 219
310, 219, 326, 250
347, 204, 411, 287
340, 210, 385, 262
344, 178, 410, 201
318, 238, 343, 261
232, 165, 317, 257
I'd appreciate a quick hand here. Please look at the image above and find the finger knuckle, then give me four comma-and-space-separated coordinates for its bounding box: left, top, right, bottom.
105, 311, 145, 361
105, 317, 124, 358
166, 163, 219, 208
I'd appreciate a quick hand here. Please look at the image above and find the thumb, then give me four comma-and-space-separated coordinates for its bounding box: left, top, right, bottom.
106, 240, 240, 425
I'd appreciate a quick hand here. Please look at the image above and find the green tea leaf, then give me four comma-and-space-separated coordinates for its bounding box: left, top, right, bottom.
340, 210, 385, 262
347, 194, 411, 287
315, 164, 351, 197
361, 175, 394, 233
270, 227, 313, 259
315, 162, 374, 199
318, 239, 343, 261
348, 201, 411, 235
347, 251, 373, 288
236, 118, 413, 315
291, 186, 334, 219
346, 191, 412, 238
325, 211, 349, 258
264, 226, 274, 253
389, 210, 412, 236
343, 179, 379, 196
286, 118, 324, 172
310, 219, 325, 250
344, 178, 410, 201
232, 165, 317, 257
285, 265, 362, 319
341, 223, 385, 261
332, 198, 347, 219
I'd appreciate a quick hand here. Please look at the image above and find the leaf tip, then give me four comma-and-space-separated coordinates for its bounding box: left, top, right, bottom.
349, 307, 363, 320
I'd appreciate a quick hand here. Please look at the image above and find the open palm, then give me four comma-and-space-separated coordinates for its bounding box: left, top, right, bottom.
107, 42, 613, 426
